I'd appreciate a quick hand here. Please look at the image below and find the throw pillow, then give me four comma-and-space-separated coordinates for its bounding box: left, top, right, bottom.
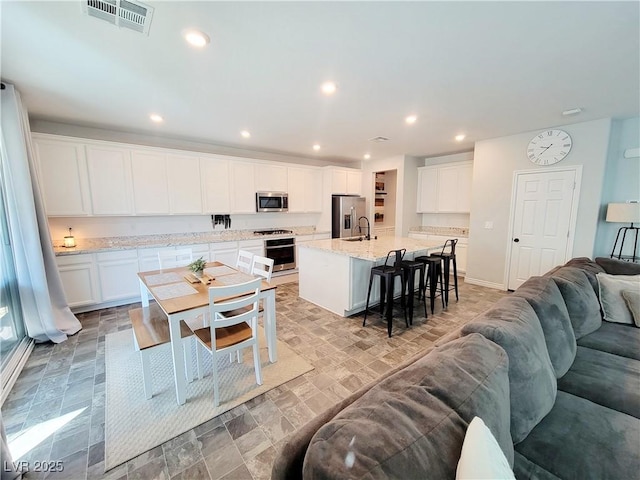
622, 289, 640, 327
456, 417, 515, 480
597, 273, 640, 325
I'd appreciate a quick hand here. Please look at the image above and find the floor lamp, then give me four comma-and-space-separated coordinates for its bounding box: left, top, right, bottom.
606, 202, 640, 262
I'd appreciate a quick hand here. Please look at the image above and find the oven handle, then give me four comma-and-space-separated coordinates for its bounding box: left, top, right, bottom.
265, 244, 295, 250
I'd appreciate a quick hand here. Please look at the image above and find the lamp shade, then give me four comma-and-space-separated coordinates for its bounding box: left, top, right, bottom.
606, 203, 640, 223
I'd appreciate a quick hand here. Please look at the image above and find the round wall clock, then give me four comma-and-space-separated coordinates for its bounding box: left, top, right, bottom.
527, 129, 572, 165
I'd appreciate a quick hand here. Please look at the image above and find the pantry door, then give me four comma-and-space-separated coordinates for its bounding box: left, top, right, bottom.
507, 167, 581, 290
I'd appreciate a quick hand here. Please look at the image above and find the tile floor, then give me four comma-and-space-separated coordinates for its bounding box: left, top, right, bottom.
2, 279, 506, 480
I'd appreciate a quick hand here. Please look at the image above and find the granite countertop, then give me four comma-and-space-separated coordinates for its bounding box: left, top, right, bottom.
53, 227, 329, 256
298, 236, 445, 262
409, 226, 469, 237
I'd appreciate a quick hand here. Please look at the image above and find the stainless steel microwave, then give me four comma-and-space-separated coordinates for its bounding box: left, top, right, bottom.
256, 192, 288, 212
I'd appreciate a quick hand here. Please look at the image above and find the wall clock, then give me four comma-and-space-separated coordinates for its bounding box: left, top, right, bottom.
527, 129, 572, 165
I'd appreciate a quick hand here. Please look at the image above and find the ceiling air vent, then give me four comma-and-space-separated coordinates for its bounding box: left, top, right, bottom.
369, 136, 390, 142
83, 0, 154, 35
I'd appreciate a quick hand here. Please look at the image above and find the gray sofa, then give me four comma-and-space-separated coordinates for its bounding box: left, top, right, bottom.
272, 257, 640, 479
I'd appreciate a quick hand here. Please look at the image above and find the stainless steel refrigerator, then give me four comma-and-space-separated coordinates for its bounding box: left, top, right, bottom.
332, 195, 366, 238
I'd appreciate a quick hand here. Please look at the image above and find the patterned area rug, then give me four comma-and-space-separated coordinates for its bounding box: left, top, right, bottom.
104, 327, 313, 471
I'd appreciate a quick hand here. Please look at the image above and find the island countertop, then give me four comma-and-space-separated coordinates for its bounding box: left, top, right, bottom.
298, 236, 444, 262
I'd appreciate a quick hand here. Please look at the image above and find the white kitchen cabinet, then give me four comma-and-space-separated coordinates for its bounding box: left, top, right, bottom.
33, 137, 92, 216
229, 162, 256, 214
96, 250, 140, 302
255, 164, 287, 192
328, 167, 362, 195
287, 167, 323, 213
417, 161, 472, 213
185, 243, 211, 262
131, 150, 169, 214
201, 155, 231, 213
238, 239, 264, 258
210, 242, 239, 266
294, 234, 315, 261
56, 254, 100, 308
168, 154, 203, 214
86, 145, 133, 215
138, 247, 164, 272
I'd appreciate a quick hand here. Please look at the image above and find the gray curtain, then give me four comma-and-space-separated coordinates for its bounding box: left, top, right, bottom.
0, 83, 81, 342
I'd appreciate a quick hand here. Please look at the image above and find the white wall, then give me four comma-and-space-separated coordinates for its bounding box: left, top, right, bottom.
467, 118, 612, 289
593, 116, 640, 257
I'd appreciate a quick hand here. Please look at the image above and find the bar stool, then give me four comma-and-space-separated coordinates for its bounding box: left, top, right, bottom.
414, 254, 446, 314
400, 258, 427, 324
363, 249, 408, 337
430, 239, 459, 305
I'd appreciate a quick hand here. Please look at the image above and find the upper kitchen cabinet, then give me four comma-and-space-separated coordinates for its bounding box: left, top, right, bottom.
229, 161, 256, 213
33, 135, 92, 216
327, 167, 362, 195
201, 155, 231, 213
167, 154, 202, 214
130, 150, 170, 214
255, 164, 287, 192
86, 145, 134, 215
287, 166, 323, 213
417, 161, 472, 213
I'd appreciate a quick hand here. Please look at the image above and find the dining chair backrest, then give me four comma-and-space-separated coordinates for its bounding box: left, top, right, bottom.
384, 249, 406, 268
236, 250, 254, 274
208, 277, 262, 330
158, 248, 193, 269
251, 255, 275, 282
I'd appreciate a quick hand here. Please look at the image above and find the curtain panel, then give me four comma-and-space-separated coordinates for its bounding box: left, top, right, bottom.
0, 83, 81, 342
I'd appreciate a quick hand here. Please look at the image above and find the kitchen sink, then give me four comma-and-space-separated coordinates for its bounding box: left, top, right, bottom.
341, 236, 375, 242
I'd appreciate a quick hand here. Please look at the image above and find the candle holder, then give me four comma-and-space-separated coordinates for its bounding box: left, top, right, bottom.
63, 227, 76, 248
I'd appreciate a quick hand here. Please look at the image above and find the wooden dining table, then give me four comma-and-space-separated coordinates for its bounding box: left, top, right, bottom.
137, 261, 278, 405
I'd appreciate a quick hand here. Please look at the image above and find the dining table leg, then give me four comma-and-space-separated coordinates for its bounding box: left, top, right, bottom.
263, 290, 278, 363
139, 278, 150, 307
168, 314, 187, 405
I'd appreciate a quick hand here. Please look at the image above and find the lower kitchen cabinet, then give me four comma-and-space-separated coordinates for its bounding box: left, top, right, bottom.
211, 242, 239, 266
238, 239, 264, 258
96, 250, 140, 302
56, 254, 101, 308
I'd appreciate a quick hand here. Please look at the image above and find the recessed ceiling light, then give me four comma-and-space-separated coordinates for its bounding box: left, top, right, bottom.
405, 115, 418, 125
149, 114, 163, 123
240, 130, 251, 138
184, 29, 210, 48
321, 82, 337, 95
455, 134, 466, 141
312, 144, 321, 152
363, 153, 371, 160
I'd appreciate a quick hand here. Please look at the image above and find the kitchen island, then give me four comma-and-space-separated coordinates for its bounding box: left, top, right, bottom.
298, 237, 444, 317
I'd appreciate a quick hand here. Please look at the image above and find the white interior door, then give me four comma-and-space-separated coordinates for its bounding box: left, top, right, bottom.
507, 168, 579, 290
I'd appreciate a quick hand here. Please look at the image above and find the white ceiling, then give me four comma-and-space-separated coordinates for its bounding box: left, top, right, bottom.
2, 1, 639, 163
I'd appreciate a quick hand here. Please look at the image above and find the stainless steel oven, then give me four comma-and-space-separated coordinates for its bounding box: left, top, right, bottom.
264, 237, 296, 272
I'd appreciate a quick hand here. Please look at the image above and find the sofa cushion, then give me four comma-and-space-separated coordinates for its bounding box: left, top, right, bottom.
549, 267, 602, 339
597, 272, 640, 325
302, 334, 512, 479
623, 289, 640, 326
557, 346, 640, 418
595, 256, 640, 275
577, 321, 640, 360
563, 257, 605, 295
512, 276, 576, 377
514, 391, 640, 480
461, 296, 556, 444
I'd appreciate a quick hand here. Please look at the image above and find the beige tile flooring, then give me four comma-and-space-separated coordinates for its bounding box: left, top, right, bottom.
3, 279, 506, 480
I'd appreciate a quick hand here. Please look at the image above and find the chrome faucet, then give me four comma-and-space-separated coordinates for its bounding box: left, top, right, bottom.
358, 216, 371, 240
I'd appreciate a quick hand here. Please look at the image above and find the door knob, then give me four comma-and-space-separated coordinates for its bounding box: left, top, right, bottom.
513, 238, 520, 243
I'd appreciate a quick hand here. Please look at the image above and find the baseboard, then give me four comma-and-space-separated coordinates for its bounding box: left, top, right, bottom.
464, 277, 506, 290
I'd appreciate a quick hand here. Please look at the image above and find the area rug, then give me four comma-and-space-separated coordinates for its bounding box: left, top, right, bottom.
104, 327, 313, 471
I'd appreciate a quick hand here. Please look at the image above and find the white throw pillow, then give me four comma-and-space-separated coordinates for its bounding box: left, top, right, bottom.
456, 416, 515, 480
596, 273, 640, 325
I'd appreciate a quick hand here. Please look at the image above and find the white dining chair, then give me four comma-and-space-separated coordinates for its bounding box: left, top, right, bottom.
236, 249, 254, 274
193, 277, 263, 407
158, 248, 193, 269
251, 255, 275, 282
